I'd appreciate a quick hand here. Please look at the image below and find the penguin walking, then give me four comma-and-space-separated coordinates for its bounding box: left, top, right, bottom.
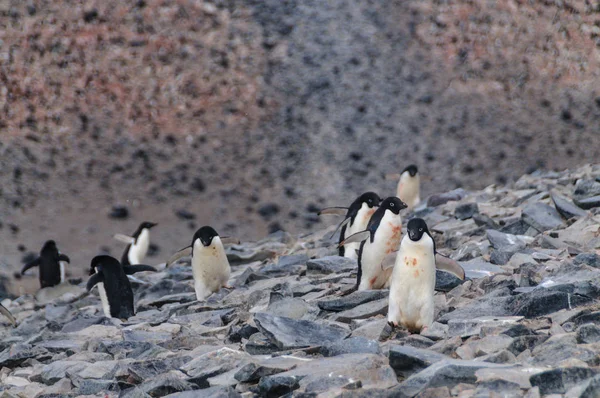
319, 192, 381, 259
86, 256, 140, 319
113, 222, 157, 265
167, 226, 238, 301
21, 241, 70, 288
396, 165, 420, 210
387, 218, 436, 333
339, 197, 408, 290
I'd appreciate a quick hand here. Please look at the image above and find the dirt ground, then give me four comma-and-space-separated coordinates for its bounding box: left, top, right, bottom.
1, 1, 600, 294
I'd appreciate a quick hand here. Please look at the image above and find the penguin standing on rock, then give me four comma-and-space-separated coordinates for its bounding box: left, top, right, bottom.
21, 240, 70, 288
339, 197, 407, 290
387, 218, 436, 333
319, 192, 382, 259
167, 226, 239, 301
396, 165, 420, 210
87, 255, 139, 319
113, 222, 158, 266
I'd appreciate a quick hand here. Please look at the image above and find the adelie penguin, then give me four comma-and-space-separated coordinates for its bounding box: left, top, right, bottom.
387, 218, 436, 333
339, 197, 408, 290
87, 255, 147, 319
396, 165, 420, 210
21, 240, 70, 289
319, 192, 382, 260
113, 221, 158, 265
167, 226, 239, 301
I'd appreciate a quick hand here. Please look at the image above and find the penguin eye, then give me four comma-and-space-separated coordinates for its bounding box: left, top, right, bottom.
390, 203, 394, 207
419, 228, 423, 232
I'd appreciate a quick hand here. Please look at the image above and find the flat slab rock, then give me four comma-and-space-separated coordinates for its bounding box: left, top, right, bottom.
254, 312, 350, 350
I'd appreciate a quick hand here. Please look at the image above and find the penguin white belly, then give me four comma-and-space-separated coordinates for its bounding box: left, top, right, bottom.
388, 236, 436, 332
97, 282, 112, 318
397, 175, 420, 210
344, 203, 376, 260
128, 229, 150, 264
358, 211, 402, 290
191, 239, 231, 301
59, 261, 67, 284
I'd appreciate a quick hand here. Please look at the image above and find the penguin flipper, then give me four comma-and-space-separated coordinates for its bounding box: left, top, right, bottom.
330, 217, 352, 239
0, 304, 16, 327
21, 257, 40, 275
435, 253, 465, 280
166, 247, 192, 267
86, 272, 103, 291
385, 173, 402, 181
113, 234, 136, 244
123, 264, 157, 274
318, 207, 348, 216
220, 237, 241, 245
338, 230, 371, 248
381, 251, 399, 271
58, 254, 70, 263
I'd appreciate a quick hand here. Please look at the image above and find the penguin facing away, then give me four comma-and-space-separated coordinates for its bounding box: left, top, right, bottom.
387, 218, 436, 333
319, 192, 381, 259
339, 197, 408, 291
167, 226, 239, 301
21, 240, 70, 288
113, 222, 158, 266
396, 165, 420, 210
87, 256, 137, 319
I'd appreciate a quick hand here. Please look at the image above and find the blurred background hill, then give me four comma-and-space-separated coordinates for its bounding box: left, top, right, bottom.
1, 0, 600, 293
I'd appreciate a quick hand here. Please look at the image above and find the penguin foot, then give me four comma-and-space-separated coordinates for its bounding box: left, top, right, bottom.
387, 321, 398, 328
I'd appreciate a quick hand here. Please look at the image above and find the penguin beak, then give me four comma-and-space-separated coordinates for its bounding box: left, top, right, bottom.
149, 222, 158, 229
399, 200, 408, 210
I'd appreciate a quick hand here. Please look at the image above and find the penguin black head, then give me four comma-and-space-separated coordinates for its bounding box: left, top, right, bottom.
139, 222, 158, 230
42, 240, 57, 250
90, 255, 121, 274
407, 218, 431, 241
380, 197, 408, 215
402, 165, 418, 177
356, 192, 381, 209
193, 226, 219, 247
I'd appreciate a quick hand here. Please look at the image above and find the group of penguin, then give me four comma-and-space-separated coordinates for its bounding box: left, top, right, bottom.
3, 164, 465, 334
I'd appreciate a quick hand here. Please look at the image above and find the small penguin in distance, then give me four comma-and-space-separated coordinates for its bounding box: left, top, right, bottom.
167, 226, 239, 301
339, 197, 408, 290
396, 165, 420, 210
387, 218, 436, 333
319, 192, 382, 259
87, 255, 139, 319
21, 240, 70, 288
113, 221, 158, 265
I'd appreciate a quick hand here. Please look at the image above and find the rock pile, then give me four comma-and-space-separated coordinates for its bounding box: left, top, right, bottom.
2, 165, 600, 397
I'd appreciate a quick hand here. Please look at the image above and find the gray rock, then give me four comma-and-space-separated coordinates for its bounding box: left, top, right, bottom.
306, 256, 357, 274
531, 336, 600, 366
234, 362, 287, 383
181, 347, 252, 380
435, 270, 463, 292
320, 337, 381, 357
579, 375, 600, 398
388, 345, 449, 378
318, 290, 388, 312
392, 359, 509, 397
459, 257, 505, 279
427, 189, 467, 207
454, 203, 479, 220
37, 360, 88, 385
396, 334, 435, 349
511, 289, 594, 318
350, 318, 392, 341
261, 254, 308, 275
530, 367, 599, 395
577, 323, 600, 344
265, 297, 319, 320
0, 344, 51, 368
258, 375, 301, 397
75, 379, 120, 395
486, 230, 527, 253
123, 373, 194, 397
574, 195, 600, 209
573, 253, 600, 268
164, 386, 241, 398
127, 358, 190, 382
244, 332, 280, 355
480, 350, 517, 364
489, 250, 513, 266
522, 203, 564, 232
332, 297, 389, 323
551, 192, 588, 219
447, 317, 523, 338
254, 312, 349, 350
506, 335, 548, 355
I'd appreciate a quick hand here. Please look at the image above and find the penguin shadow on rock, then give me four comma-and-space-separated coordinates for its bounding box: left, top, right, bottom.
86, 255, 157, 320
166, 226, 240, 302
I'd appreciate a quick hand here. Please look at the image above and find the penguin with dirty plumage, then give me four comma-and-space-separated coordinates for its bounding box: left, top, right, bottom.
87, 255, 140, 319
167, 226, 238, 301
387, 218, 436, 333
21, 240, 70, 288
319, 192, 382, 259
339, 197, 408, 291
113, 221, 158, 266
396, 165, 420, 210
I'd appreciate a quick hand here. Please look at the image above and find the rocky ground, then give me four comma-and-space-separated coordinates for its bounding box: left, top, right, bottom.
2, 164, 600, 396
